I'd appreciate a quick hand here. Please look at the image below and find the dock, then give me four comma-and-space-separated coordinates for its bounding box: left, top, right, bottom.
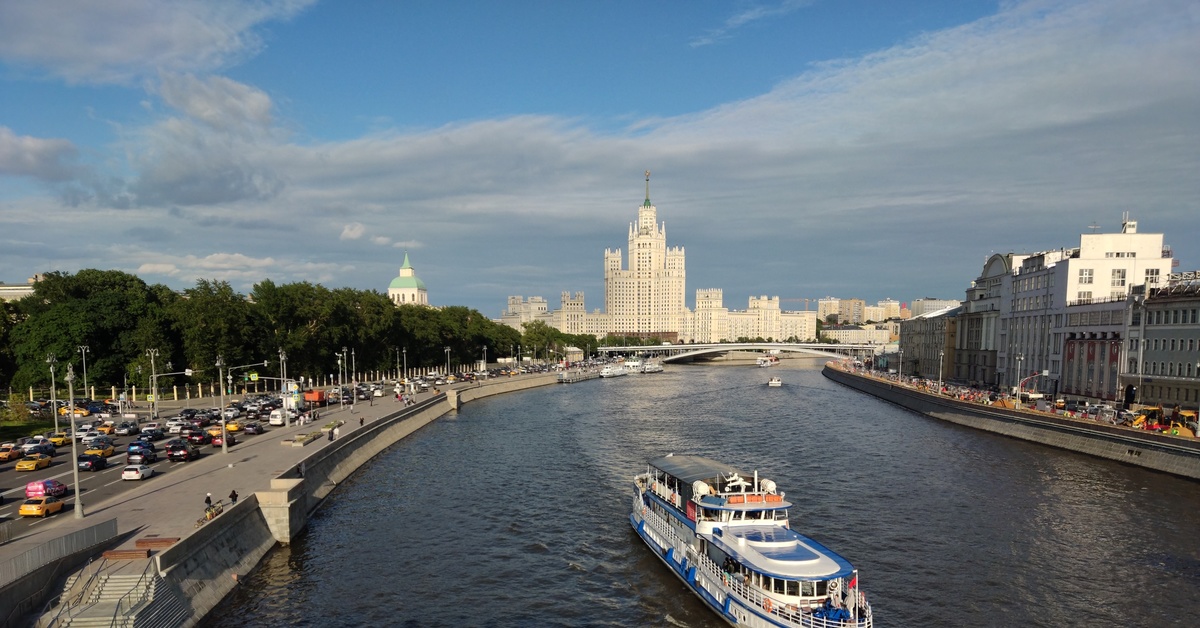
558, 370, 600, 384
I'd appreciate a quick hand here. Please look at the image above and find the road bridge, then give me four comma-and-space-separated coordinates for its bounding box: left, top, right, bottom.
596, 342, 879, 363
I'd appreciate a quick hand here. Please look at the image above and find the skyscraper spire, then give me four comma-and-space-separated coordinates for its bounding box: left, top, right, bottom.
643, 170, 652, 208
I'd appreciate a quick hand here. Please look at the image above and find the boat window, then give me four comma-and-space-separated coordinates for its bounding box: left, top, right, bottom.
803, 581, 815, 596
816, 580, 828, 597
774, 510, 788, 521
773, 578, 786, 594
787, 580, 799, 596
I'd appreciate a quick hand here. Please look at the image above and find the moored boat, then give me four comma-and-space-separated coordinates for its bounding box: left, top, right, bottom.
631, 455, 872, 627
600, 364, 627, 378
641, 360, 664, 373
757, 355, 780, 367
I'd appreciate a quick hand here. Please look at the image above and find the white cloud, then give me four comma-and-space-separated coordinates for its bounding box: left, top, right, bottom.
340, 223, 366, 240
370, 236, 391, 246
690, 0, 814, 48
0, 126, 78, 181
155, 73, 273, 135
0, 0, 316, 84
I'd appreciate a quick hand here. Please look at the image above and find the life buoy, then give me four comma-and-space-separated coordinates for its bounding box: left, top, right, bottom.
762, 598, 773, 613
828, 580, 840, 593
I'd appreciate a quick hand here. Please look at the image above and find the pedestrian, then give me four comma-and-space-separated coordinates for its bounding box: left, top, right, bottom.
359, 417, 364, 428
327, 429, 333, 442
333, 426, 340, 440
229, 489, 239, 505
204, 493, 212, 508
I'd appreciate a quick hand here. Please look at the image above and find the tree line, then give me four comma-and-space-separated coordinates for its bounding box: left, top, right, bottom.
0, 269, 603, 405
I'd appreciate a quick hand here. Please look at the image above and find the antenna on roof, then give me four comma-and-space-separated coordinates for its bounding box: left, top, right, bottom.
1087, 222, 1101, 233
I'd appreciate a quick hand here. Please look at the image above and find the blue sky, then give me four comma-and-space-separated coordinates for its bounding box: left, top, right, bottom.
1, 0, 1197, 316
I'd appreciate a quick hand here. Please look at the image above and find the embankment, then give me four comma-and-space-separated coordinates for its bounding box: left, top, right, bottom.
153, 374, 559, 627
822, 364, 1200, 481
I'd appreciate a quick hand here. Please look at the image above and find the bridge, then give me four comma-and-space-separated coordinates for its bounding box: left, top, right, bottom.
596, 342, 880, 364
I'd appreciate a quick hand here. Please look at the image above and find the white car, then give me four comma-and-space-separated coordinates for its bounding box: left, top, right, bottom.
80, 432, 104, 446
166, 419, 185, 434
121, 465, 154, 480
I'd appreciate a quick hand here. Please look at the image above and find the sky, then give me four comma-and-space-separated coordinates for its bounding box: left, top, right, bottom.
1, 0, 1198, 317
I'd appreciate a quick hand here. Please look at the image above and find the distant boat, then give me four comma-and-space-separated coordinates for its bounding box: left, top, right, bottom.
624, 357, 644, 372
641, 360, 664, 373
767, 377, 782, 387
600, 364, 627, 378
757, 355, 780, 367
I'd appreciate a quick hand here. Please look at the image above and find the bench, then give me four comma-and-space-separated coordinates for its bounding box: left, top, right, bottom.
135, 537, 180, 549
102, 549, 151, 560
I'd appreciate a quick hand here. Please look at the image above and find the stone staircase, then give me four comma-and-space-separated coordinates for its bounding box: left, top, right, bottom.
37, 566, 191, 628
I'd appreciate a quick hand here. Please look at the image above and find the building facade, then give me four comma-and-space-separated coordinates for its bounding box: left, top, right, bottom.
387, 253, 428, 306
955, 254, 1019, 387
899, 305, 960, 381
1122, 272, 1200, 410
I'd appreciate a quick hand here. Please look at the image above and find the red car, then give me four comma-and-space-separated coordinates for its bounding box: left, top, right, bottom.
26, 479, 69, 498
211, 433, 237, 447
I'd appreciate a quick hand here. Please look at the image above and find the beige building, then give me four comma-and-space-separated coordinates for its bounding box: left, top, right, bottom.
821, 324, 892, 345
839, 298, 866, 324
817, 297, 840, 322
899, 305, 960, 381
0, 275, 39, 301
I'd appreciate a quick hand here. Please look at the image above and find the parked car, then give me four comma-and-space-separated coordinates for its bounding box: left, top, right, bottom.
20, 496, 65, 518
121, 465, 154, 480
16, 454, 53, 471
25, 479, 69, 498
127, 447, 158, 464
77, 453, 108, 471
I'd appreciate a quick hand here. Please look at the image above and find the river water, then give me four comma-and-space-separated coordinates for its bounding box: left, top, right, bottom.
206, 362, 1200, 627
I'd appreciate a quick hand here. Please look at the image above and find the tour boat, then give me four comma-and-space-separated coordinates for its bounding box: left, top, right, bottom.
624, 357, 644, 372
641, 361, 664, 374
767, 377, 782, 387
600, 364, 628, 378
757, 355, 780, 367
631, 455, 872, 627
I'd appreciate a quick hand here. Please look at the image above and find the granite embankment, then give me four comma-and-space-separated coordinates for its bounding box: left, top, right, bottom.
822, 364, 1200, 481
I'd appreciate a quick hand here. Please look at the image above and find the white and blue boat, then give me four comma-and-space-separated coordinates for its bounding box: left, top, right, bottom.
631, 455, 873, 627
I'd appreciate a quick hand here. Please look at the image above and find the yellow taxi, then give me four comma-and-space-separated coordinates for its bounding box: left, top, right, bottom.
84, 443, 115, 458
15, 454, 53, 471
96, 422, 116, 435
206, 425, 225, 438
19, 496, 65, 518
224, 420, 242, 433
58, 405, 90, 417
47, 432, 71, 446
0, 444, 20, 462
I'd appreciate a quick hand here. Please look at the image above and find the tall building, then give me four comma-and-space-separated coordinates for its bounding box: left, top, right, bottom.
603, 171, 687, 338
387, 252, 429, 306
955, 254, 1022, 387
911, 298, 961, 317
1121, 272, 1200, 409
817, 297, 840, 322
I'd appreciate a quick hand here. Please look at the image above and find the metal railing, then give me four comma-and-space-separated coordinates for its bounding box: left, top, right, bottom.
110, 560, 157, 626
39, 557, 107, 628
0, 518, 117, 588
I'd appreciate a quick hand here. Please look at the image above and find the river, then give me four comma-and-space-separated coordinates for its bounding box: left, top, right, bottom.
206, 361, 1200, 627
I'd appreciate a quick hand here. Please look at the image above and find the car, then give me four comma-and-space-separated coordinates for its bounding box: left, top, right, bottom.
126, 447, 158, 464
80, 431, 104, 446
96, 422, 116, 435
47, 432, 71, 446
15, 454, 53, 471
242, 422, 265, 435
22, 441, 56, 456
224, 420, 242, 433
211, 433, 237, 447
187, 431, 212, 445
0, 444, 21, 461
58, 405, 90, 416
19, 496, 65, 518
84, 443, 115, 458
138, 428, 166, 441
77, 453, 108, 471
121, 465, 154, 480
166, 442, 200, 462
114, 422, 138, 435
26, 478, 69, 498
128, 439, 158, 452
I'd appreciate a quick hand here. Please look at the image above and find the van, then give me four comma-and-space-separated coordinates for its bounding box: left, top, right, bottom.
269, 409, 288, 426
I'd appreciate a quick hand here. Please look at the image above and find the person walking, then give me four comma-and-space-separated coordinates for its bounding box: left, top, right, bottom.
327, 428, 333, 442
359, 417, 364, 428
204, 493, 212, 508
333, 426, 341, 440
229, 489, 239, 505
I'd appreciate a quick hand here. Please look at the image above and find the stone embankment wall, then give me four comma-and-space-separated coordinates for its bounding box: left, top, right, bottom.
154, 374, 559, 626
822, 365, 1200, 481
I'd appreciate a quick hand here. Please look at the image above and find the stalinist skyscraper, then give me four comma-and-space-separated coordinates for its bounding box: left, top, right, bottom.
603, 171, 687, 338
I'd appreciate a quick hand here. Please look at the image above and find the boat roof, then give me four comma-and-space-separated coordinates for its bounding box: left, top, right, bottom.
707, 525, 855, 581
649, 455, 744, 486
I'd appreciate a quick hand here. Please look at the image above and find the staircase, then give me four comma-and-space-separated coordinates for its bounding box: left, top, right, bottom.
37, 565, 191, 628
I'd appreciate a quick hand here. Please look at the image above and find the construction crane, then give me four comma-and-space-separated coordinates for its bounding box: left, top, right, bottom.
780, 298, 813, 311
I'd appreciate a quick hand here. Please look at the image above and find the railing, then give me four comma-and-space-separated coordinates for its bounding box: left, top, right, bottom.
110, 560, 157, 626
40, 557, 107, 628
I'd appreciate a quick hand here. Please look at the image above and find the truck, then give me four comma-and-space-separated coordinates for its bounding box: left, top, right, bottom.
303, 389, 327, 407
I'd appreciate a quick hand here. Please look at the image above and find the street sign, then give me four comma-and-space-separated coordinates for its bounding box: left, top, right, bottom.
249, 372, 259, 382
146, 394, 155, 401
288, 382, 300, 393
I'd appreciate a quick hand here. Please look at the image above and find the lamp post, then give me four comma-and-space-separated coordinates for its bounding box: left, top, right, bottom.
337, 351, 344, 413
899, 348, 905, 381
482, 345, 487, 377
47, 354, 58, 432
402, 347, 407, 383
65, 364, 84, 518
1015, 353, 1025, 409
351, 348, 357, 413
394, 347, 400, 381
78, 345, 89, 399
444, 346, 451, 378
937, 349, 945, 394
279, 349, 289, 427
216, 356, 227, 455
146, 348, 159, 419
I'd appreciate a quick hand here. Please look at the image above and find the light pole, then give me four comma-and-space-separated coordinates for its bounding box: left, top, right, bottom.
78, 345, 89, 399
482, 345, 487, 377
1015, 353, 1025, 409
146, 348, 159, 419
351, 348, 357, 413
937, 349, 945, 393
899, 348, 905, 381
47, 354, 58, 432
337, 352, 344, 412
279, 349, 289, 427
444, 346, 451, 378
216, 356, 227, 454
394, 347, 400, 381
402, 347, 407, 383
65, 364, 84, 518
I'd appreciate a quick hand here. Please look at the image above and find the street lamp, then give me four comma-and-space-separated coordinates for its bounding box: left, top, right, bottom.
146, 348, 160, 419
937, 349, 945, 393
899, 348, 905, 381
216, 356, 227, 455
78, 345, 89, 399
337, 350, 345, 412
444, 346, 451, 378
403, 347, 408, 383
279, 349, 289, 427
47, 354, 58, 432
394, 347, 400, 381
351, 348, 357, 413
1015, 353, 1025, 409
65, 364, 84, 518
482, 345, 488, 377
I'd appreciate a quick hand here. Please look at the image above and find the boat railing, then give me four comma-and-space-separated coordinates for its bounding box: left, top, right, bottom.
642, 505, 871, 627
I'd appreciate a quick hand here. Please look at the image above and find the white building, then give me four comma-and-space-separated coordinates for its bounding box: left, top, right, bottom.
911, 298, 961, 317
387, 253, 429, 306
821, 324, 893, 346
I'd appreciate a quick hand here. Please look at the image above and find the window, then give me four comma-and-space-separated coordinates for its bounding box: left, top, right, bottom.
1079, 268, 1094, 284
1077, 291, 1092, 303
1111, 269, 1126, 287
1146, 268, 1160, 285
